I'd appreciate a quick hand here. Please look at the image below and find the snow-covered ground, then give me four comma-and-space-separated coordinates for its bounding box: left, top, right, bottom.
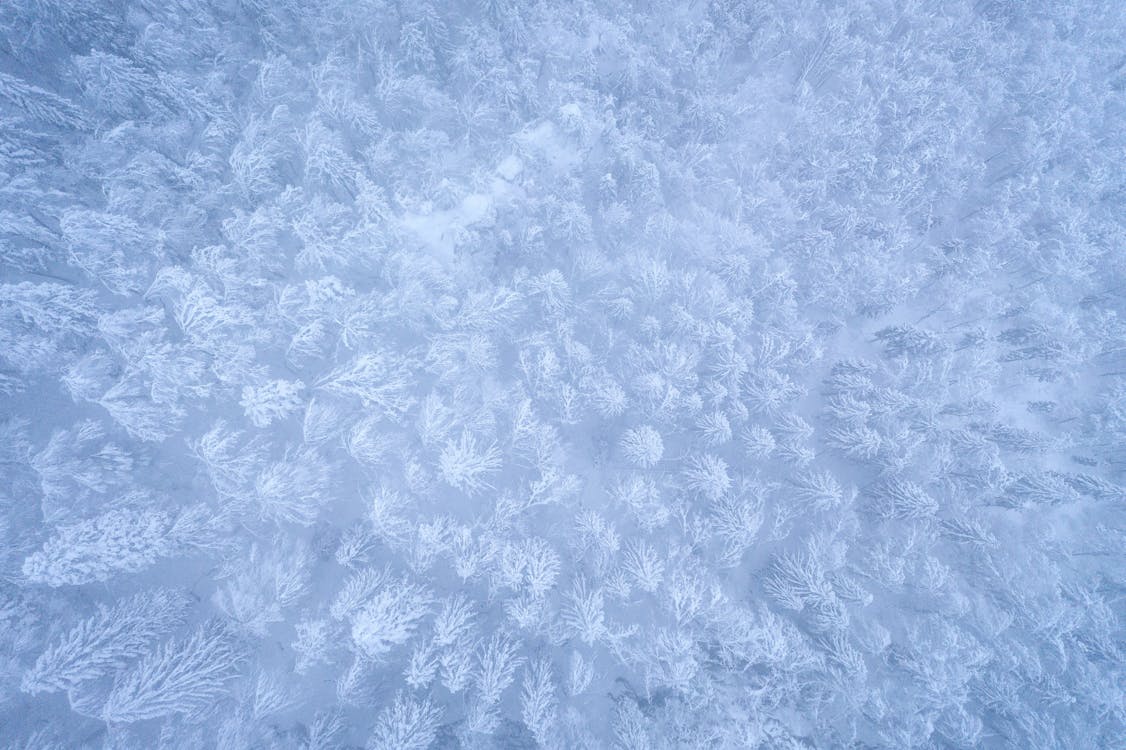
0, 1, 1123, 748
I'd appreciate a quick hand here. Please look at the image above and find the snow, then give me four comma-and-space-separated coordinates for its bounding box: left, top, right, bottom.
1, 1, 1123, 747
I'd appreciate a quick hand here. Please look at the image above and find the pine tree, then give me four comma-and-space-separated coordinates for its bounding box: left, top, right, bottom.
22, 589, 191, 697
101, 620, 246, 723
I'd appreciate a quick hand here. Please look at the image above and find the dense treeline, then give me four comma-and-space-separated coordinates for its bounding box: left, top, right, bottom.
0, 0, 1123, 747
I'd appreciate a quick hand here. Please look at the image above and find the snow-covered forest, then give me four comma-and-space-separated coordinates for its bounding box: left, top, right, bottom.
1, 0, 1124, 747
